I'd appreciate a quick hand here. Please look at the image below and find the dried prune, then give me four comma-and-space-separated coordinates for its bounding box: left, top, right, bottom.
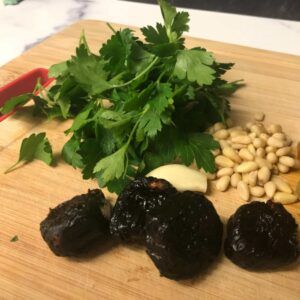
110, 177, 176, 242
40, 189, 111, 256
146, 191, 223, 280
224, 200, 299, 270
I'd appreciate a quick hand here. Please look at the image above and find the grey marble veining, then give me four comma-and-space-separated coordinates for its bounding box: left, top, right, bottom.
23, 0, 89, 51
0, 0, 299, 68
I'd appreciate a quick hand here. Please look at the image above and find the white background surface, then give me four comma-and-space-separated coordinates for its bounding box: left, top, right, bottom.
0, 0, 299, 67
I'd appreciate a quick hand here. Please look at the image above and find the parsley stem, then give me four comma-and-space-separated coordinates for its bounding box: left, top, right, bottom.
79, 30, 91, 54
4, 161, 21, 174
157, 69, 167, 84
106, 22, 117, 34
112, 57, 159, 89
172, 84, 187, 98
110, 71, 126, 83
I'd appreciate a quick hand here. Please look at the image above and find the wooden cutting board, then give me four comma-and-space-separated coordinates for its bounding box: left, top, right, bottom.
0, 20, 299, 300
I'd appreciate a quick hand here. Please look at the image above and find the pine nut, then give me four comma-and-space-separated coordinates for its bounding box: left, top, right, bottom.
231, 173, 241, 188
254, 112, 265, 121
264, 181, 276, 198
276, 146, 291, 156
223, 147, 241, 163
246, 122, 254, 130
230, 130, 247, 138
219, 140, 230, 149
228, 126, 243, 132
200, 168, 217, 180
267, 137, 285, 148
214, 129, 229, 140
250, 186, 265, 197
272, 133, 285, 140
248, 132, 257, 139
272, 176, 292, 193
232, 143, 247, 150
247, 144, 256, 155
235, 161, 258, 173
255, 157, 272, 169
256, 148, 266, 158
259, 133, 269, 142
267, 124, 282, 134
258, 166, 271, 185
214, 122, 225, 131
242, 173, 250, 184
266, 146, 276, 153
250, 125, 259, 134
278, 163, 290, 173
237, 181, 250, 201
248, 171, 258, 187
217, 167, 234, 178
279, 156, 295, 168
266, 152, 278, 164
239, 148, 254, 161
253, 138, 266, 148
216, 176, 231, 192
215, 155, 235, 168
212, 148, 221, 156
231, 135, 252, 145
273, 192, 298, 205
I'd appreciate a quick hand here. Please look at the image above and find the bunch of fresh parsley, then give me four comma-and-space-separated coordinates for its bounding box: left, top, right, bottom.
1, 0, 241, 193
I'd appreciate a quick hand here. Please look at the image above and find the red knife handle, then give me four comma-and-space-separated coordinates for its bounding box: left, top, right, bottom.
0, 68, 54, 122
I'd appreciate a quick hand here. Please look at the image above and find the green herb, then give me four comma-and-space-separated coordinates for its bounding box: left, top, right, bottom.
5, 133, 53, 174
2, 0, 242, 193
10, 235, 18, 242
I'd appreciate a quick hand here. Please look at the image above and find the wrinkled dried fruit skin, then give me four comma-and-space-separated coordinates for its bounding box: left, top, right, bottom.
146, 191, 223, 280
110, 177, 177, 242
225, 200, 299, 270
40, 189, 111, 256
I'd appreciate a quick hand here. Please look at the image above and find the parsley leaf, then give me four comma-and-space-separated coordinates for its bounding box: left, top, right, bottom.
2, 0, 242, 193
172, 11, 190, 36
65, 102, 94, 133
144, 128, 219, 174
174, 49, 216, 85
136, 83, 173, 138
0, 93, 33, 114
100, 28, 134, 75
93, 144, 127, 185
176, 133, 219, 173
10, 235, 18, 242
68, 44, 112, 95
159, 0, 177, 31
48, 61, 68, 78
5, 132, 53, 174
141, 23, 181, 57
61, 135, 83, 168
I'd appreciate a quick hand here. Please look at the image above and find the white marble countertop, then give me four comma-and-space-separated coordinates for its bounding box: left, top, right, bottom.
0, 0, 299, 67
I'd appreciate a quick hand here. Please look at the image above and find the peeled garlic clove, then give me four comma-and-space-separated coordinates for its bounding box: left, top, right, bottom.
147, 164, 207, 193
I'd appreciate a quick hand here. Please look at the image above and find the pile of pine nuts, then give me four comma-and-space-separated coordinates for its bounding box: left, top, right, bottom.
207, 113, 299, 204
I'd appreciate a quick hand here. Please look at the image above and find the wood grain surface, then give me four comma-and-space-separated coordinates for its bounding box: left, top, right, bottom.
0, 20, 299, 300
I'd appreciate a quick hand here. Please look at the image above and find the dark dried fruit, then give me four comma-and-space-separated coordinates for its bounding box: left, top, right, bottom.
110, 177, 176, 242
224, 200, 300, 270
40, 189, 111, 256
146, 191, 223, 280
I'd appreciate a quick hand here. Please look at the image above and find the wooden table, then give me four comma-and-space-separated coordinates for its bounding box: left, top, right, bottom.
0, 20, 299, 300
